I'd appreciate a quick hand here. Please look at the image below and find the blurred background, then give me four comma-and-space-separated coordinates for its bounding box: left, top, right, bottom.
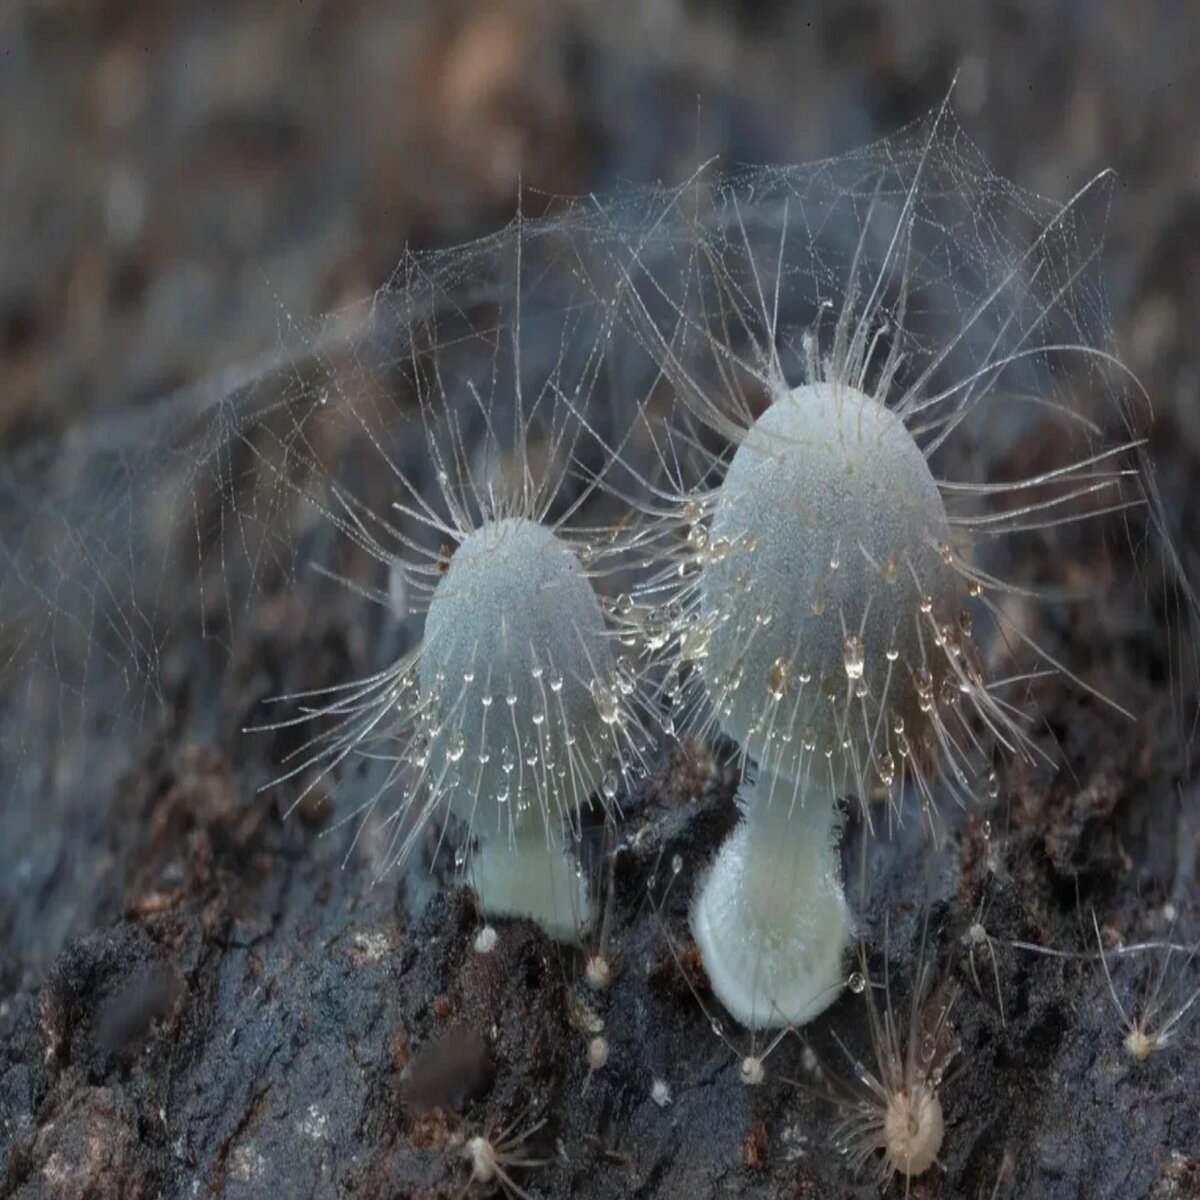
3, 0, 1199, 453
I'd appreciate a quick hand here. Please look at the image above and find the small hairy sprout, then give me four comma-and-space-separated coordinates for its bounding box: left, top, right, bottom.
1092, 910, 1200, 1062
582, 1034, 609, 1095
587, 1034, 610, 1071
963, 890, 1007, 1027
457, 1105, 552, 1200
821, 937, 960, 1189
583, 845, 619, 989
584, 954, 612, 991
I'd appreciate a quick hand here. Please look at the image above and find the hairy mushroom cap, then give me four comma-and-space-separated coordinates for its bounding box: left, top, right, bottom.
698, 381, 960, 786
420, 516, 613, 838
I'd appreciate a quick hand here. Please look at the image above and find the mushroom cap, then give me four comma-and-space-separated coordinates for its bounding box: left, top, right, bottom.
420, 516, 612, 835
699, 382, 958, 782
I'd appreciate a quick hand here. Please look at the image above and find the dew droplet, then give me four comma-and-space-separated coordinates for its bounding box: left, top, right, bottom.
843, 635, 865, 680
681, 621, 712, 662
592, 681, 620, 725
848, 971, 866, 994
707, 537, 732, 563
877, 752, 896, 788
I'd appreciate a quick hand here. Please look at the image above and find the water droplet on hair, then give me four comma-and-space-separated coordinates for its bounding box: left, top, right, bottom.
913, 666, 934, 712
681, 621, 711, 662
592, 681, 620, 725
877, 752, 895, 788
843, 635, 864, 680
768, 657, 791, 701
445, 733, 465, 763
848, 971, 866, 994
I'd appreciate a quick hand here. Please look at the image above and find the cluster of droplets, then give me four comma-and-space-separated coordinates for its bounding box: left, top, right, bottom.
657, 491, 984, 808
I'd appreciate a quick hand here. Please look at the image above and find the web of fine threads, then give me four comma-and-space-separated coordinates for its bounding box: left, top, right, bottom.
1, 109, 1190, 934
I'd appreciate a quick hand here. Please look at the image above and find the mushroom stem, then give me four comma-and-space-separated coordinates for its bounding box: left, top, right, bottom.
467, 821, 593, 941
690, 767, 850, 1028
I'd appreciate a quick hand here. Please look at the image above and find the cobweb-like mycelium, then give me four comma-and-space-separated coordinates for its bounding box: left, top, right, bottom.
3, 106, 1194, 982
610, 106, 1172, 1028
242, 231, 656, 941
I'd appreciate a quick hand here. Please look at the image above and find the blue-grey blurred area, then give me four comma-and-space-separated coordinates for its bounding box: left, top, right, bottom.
2, 4, 1200, 1198
3, 0, 1199, 444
